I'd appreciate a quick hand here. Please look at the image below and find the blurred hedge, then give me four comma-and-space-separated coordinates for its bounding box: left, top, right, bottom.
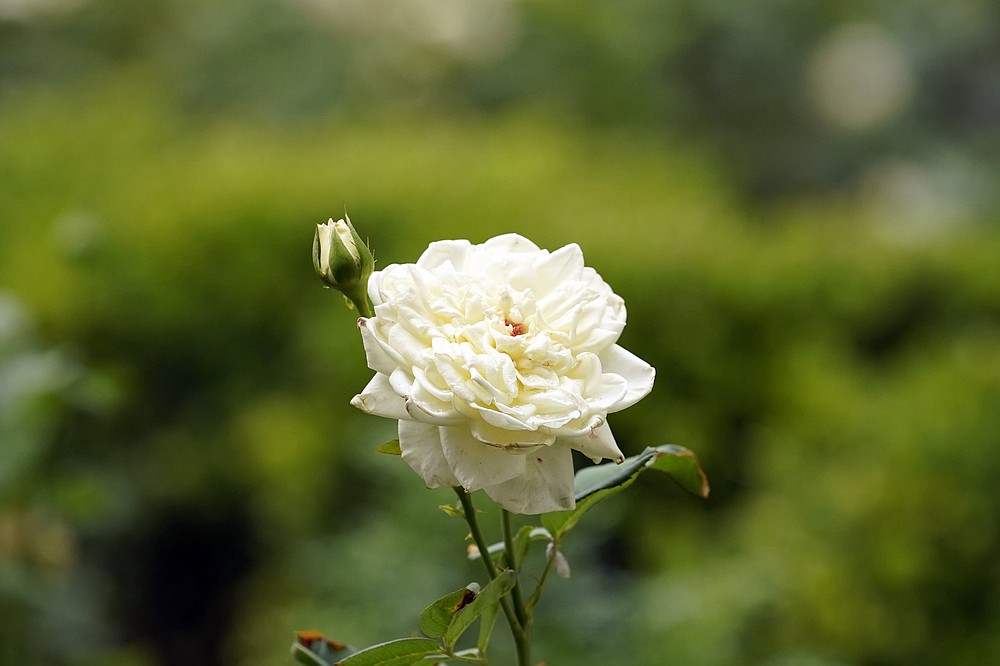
2, 74, 999, 666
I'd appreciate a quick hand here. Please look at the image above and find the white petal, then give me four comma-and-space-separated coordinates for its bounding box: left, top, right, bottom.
367, 269, 386, 306
470, 403, 534, 431
404, 396, 465, 426
440, 426, 526, 491
561, 421, 624, 464
416, 239, 473, 271
533, 243, 585, 289
384, 368, 464, 426
379, 320, 435, 367
585, 373, 629, 412
469, 418, 555, 449
388, 367, 416, 397
481, 234, 541, 255
483, 445, 575, 514
359, 317, 400, 374
399, 421, 460, 488
550, 413, 604, 437
350, 374, 411, 421
599, 344, 655, 412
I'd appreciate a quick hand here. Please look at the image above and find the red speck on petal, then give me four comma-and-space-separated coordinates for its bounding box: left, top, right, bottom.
505, 319, 527, 336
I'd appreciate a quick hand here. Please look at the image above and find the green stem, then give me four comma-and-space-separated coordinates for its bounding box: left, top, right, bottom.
525, 538, 559, 612
501, 510, 530, 630
352, 290, 375, 319
453, 488, 532, 666
454, 488, 499, 581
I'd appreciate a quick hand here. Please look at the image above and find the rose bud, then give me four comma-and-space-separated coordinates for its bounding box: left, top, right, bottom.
313, 215, 374, 315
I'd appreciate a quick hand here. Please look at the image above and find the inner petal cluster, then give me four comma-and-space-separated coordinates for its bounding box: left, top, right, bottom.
369, 265, 624, 448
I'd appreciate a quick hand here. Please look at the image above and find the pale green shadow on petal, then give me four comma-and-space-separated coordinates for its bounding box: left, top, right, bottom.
483, 444, 575, 515
399, 421, 460, 488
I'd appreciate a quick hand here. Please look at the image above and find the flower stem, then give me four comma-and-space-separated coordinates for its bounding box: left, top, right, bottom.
454, 488, 532, 666
501, 510, 530, 630
353, 292, 375, 319
525, 538, 559, 612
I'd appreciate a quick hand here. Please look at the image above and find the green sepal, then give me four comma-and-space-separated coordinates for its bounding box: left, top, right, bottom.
337, 637, 443, 666
419, 584, 480, 639
376, 440, 401, 455
542, 444, 709, 538
443, 569, 516, 649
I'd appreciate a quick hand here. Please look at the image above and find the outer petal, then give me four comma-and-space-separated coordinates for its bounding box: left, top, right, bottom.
399, 421, 460, 488
359, 318, 398, 374
599, 344, 655, 412
382, 368, 464, 426
351, 374, 411, 421
367, 269, 386, 307
481, 233, 541, 255
561, 421, 625, 464
483, 444, 575, 514
440, 426, 526, 491
532, 243, 585, 291
416, 239, 473, 271
584, 373, 630, 413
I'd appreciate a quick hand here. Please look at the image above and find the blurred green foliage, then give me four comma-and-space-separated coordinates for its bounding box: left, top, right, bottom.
2, 1, 1000, 665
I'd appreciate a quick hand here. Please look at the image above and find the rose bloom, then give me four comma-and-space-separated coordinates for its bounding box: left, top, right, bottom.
351, 234, 655, 514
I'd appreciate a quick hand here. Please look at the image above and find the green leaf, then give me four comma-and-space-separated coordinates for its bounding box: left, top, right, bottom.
542, 445, 709, 538
644, 444, 711, 498
513, 525, 552, 565
512, 524, 533, 565
437, 503, 465, 519
419, 584, 479, 638
443, 570, 516, 649
337, 638, 443, 666
377, 439, 402, 455
476, 599, 499, 657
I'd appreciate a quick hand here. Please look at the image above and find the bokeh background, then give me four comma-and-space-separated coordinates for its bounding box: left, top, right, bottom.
3, 0, 1000, 664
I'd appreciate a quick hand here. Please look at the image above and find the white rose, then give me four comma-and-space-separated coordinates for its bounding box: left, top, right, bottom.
350, 233, 655, 514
